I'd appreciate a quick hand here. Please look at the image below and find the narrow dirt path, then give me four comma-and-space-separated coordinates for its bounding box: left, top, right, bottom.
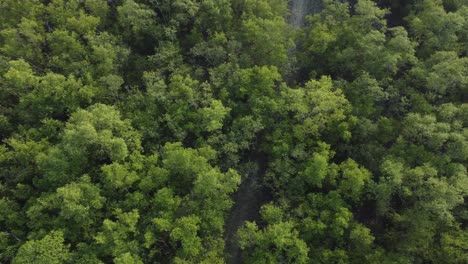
223, 1, 325, 263
224, 153, 271, 264
289, 0, 323, 27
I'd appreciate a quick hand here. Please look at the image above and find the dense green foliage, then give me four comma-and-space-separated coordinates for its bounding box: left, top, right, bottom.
0, 0, 466, 263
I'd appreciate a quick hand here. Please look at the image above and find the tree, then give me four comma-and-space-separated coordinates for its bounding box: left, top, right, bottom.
95, 209, 141, 260
409, 51, 468, 104
1, 0, 467, 263
26, 176, 105, 242
300, 0, 417, 80
12, 231, 70, 264
238, 220, 309, 263
407, 0, 465, 57
170, 215, 203, 260
36, 104, 141, 190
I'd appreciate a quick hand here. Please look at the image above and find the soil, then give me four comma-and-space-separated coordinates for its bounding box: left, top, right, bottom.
224, 149, 271, 264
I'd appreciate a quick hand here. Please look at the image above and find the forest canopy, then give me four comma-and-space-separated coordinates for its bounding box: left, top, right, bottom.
0, 0, 467, 263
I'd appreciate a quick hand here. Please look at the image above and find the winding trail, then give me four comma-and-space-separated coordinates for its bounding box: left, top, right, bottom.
290, 0, 308, 27
223, 1, 324, 263
224, 152, 271, 264
289, 0, 323, 27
